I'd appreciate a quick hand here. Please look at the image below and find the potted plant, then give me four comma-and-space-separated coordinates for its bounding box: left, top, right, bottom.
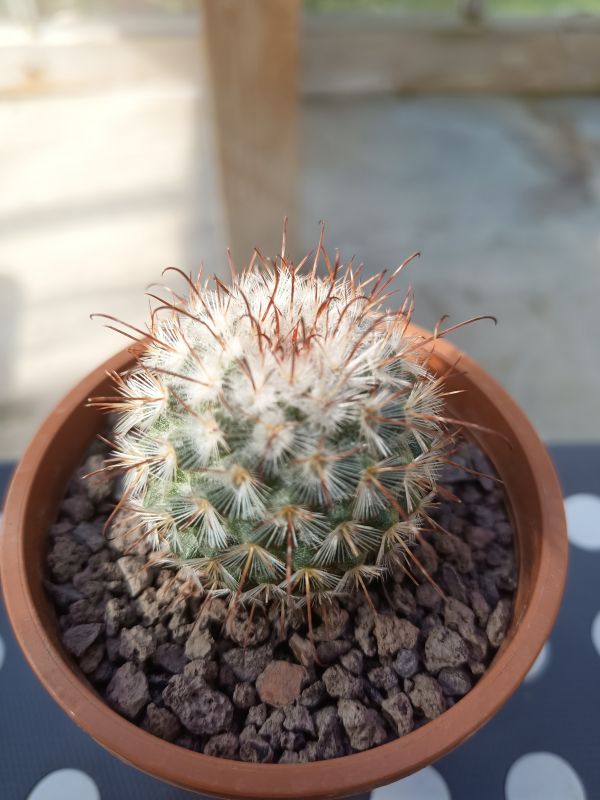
1, 233, 567, 799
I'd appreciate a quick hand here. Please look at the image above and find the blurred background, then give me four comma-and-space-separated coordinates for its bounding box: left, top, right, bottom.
1, 0, 599, 459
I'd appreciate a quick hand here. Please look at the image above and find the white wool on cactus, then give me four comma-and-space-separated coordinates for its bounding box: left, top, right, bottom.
90, 233, 451, 613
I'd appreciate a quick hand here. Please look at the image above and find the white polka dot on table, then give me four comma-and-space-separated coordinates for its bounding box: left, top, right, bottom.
523, 641, 551, 684
371, 767, 451, 800
591, 610, 600, 658
505, 753, 586, 800
28, 769, 100, 800
565, 494, 600, 551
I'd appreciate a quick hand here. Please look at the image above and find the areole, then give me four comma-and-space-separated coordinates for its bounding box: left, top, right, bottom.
0, 328, 568, 800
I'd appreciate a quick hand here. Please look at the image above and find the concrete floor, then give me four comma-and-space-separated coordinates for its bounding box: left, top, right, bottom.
1, 84, 599, 459
300, 94, 600, 443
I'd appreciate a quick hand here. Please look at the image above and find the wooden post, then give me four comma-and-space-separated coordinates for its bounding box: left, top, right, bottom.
200, 0, 301, 265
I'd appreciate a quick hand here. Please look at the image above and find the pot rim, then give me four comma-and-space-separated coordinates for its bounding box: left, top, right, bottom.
0, 330, 568, 800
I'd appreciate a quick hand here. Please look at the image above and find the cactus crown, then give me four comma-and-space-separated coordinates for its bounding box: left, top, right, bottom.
93, 238, 448, 612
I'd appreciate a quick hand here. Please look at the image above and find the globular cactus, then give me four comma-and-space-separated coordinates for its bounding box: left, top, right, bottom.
91, 234, 449, 623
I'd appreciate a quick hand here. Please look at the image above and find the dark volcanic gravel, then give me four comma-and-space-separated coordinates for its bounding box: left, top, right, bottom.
45, 442, 517, 763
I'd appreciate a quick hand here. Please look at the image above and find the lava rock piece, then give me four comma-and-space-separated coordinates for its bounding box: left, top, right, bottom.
184, 658, 219, 683
466, 526, 496, 549
247, 703, 268, 727
119, 625, 156, 664
175, 733, 200, 752
48, 537, 89, 584
381, 690, 414, 736
424, 626, 469, 673
226, 607, 270, 647
313, 603, 350, 642
49, 519, 75, 540
322, 665, 364, 700
392, 648, 419, 679
239, 735, 274, 763
197, 597, 227, 627
432, 530, 473, 573
62, 622, 102, 658
72, 573, 105, 604
473, 505, 495, 527
415, 582, 443, 612
283, 704, 316, 736
412, 539, 438, 578
408, 674, 446, 720
337, 699, 388, 752
136, 588, 160, 627
68, 598, 104, 625
258, 709, 285, 742
443, 597, 477, 640
91, 659, 114, 685
339, 648, 364, 676
390, 584, 419, 621
316, 639, 352, 665
153, 642, 187, 674
314, 706, 347, 759
299, 680, 327, 709
438, 667, 472, 697
469, 659, 486, 676
240, 724, 258, 742
368, 666, 398, 691
44, 581, 84, 611
104, 597, 135, 637
218, 663, 238, 693
464, 626, 489, 663
233, 682, 258, 710
305, 742, 322, 760
107, 512, 152, 556
72, 520, 105, 553
363, 682, 385, 708
487, 598, 512, 647
492, 560, 518, 593
142, 703, 181, 742
495, 520, 514, 546
106, 661, 150, 720
279, 731, 306, 751
184, 624, 215, 661
289, 633, 317, 668
354, 605, 377, 657
204, 732, 239, 759
469, 589, 492, 627
222, 643, 273, 683
256, 660, 308, 707
80, 454, 113, 502
79, 641, 105, 674
374, 614, 419, 657
268, 602, 304, 637
105, 636, 122, 663
117, 555, 152, 599
62, 495, 95, 524
279, 749, 309, 763
163, 675, 234, 735
440, 563, 469, 604
443, 597, 488, 662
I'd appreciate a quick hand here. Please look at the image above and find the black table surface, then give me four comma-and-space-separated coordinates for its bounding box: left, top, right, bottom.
1, 445, 598, 800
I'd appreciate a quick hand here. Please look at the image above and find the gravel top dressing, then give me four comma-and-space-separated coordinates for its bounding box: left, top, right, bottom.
45, 441, 516, 764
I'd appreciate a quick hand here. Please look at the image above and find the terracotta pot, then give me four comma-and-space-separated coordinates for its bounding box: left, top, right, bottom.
1, 330, 567, 800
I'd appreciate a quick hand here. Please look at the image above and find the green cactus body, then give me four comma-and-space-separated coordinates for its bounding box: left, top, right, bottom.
96, 249, 447, 610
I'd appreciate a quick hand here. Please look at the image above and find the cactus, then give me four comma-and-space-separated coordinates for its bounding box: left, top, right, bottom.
91, 234, 450, 622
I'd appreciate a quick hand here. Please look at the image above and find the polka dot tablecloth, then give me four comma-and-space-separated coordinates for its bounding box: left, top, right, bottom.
1, 444, 599, 800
